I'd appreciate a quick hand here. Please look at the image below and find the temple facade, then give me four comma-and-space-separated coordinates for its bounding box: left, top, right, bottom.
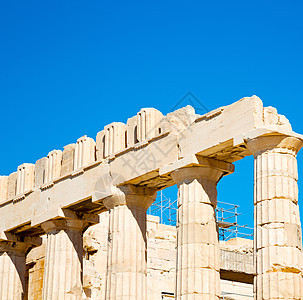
0, 96, 302, 299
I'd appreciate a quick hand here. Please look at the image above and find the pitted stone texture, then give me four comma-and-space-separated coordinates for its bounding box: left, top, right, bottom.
83, 212, 109, 299
263, 106, 292, 131
35, 157, 47, 187
61, 143, 75, 176
41, 219, 88, 300
255, 273, 303, 300
16, 163, 35, 195
45, 150, 62, 183
171, 166, 231, 300
147, 215, 177, 300
0, 176, 8, 202
7, 171, 17, 199
247, 135, 303, 300
74, 135, 96, 170
104, 186, 156, 300
161, 105, 196, 133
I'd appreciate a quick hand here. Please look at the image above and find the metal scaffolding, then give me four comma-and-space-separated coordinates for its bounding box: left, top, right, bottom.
147, 190, 177, 226
216, 201, 253, 240
147, 191, 253, 241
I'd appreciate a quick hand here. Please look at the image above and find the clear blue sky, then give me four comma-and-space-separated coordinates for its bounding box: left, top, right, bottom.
1, 1, 303, 230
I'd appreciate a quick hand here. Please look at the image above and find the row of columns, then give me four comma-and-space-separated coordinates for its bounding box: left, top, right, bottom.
0, 134, 302, 299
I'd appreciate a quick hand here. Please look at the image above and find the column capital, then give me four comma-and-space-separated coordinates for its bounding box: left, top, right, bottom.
41, 219, 88, 234
160, 155, 234, 184
103, 184, 157, 210
0, 240, 30, 254
0, 232, 42, 254
246, 134, 303, 157
171, 166, 225, 184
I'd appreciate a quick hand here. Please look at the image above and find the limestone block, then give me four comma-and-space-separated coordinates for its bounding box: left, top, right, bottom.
35, 157, 46, 187
26, 241, 46, 264
221, 280, 253, 300
146, 214, 159, 231
110, 133, 178, 186
96, 130, 105, 161
6, 172, 17, 199
256, 272, 302, 300
222, 237, 253, 249
278, 114, 292, 130
74, 135, 96, 170
179, 95, 264, 160
61, 143, 75, 176
0, 176, 8, 203
263, 106, 292, 131
257, 246, 302, 274
220, 249, 254, 274
82, 213, 109, 300
83, 215, 109, 254
137, 108, 163, 142
161, 105, 196, 133
256, 223, 302, 250
176, 267, 220, 297
26, 242, 46, 300
27, 257, 45, 300
126, 115, 138, 147
16, 163, 35, 195
83, 259, 103, 299
45, 150, 62, 182
256, 198, 301, 226
103, 122, 126, 157
149, 257, 176, 272
263, 107, 279, 126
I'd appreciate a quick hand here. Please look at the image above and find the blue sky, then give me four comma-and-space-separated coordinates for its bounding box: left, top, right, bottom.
1, 1, 303, 230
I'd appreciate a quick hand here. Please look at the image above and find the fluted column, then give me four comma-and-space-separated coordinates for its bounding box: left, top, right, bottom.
103, 185, 156, 300
0, 241, 29, 300
41, 219, 88, 300
247, 135, 303, 300
171, 163, 233, 300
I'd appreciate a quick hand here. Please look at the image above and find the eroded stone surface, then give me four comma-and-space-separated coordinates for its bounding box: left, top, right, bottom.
0, 176, 8, 203
61, 143, 75, 176
35, 157, 47, 188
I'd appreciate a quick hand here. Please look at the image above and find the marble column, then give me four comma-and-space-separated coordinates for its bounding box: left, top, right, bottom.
0, 241, 29, 300
171, 164, 232, 300
247, 135, 303, 300
41, 219, 88, 300
103, 185, 156, 300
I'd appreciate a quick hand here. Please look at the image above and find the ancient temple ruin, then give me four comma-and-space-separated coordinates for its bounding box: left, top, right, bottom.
0, 96, 302, 299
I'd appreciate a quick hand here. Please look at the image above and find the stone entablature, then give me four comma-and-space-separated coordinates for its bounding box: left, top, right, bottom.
0, 96, 293, 208
0, 95, 302, 299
